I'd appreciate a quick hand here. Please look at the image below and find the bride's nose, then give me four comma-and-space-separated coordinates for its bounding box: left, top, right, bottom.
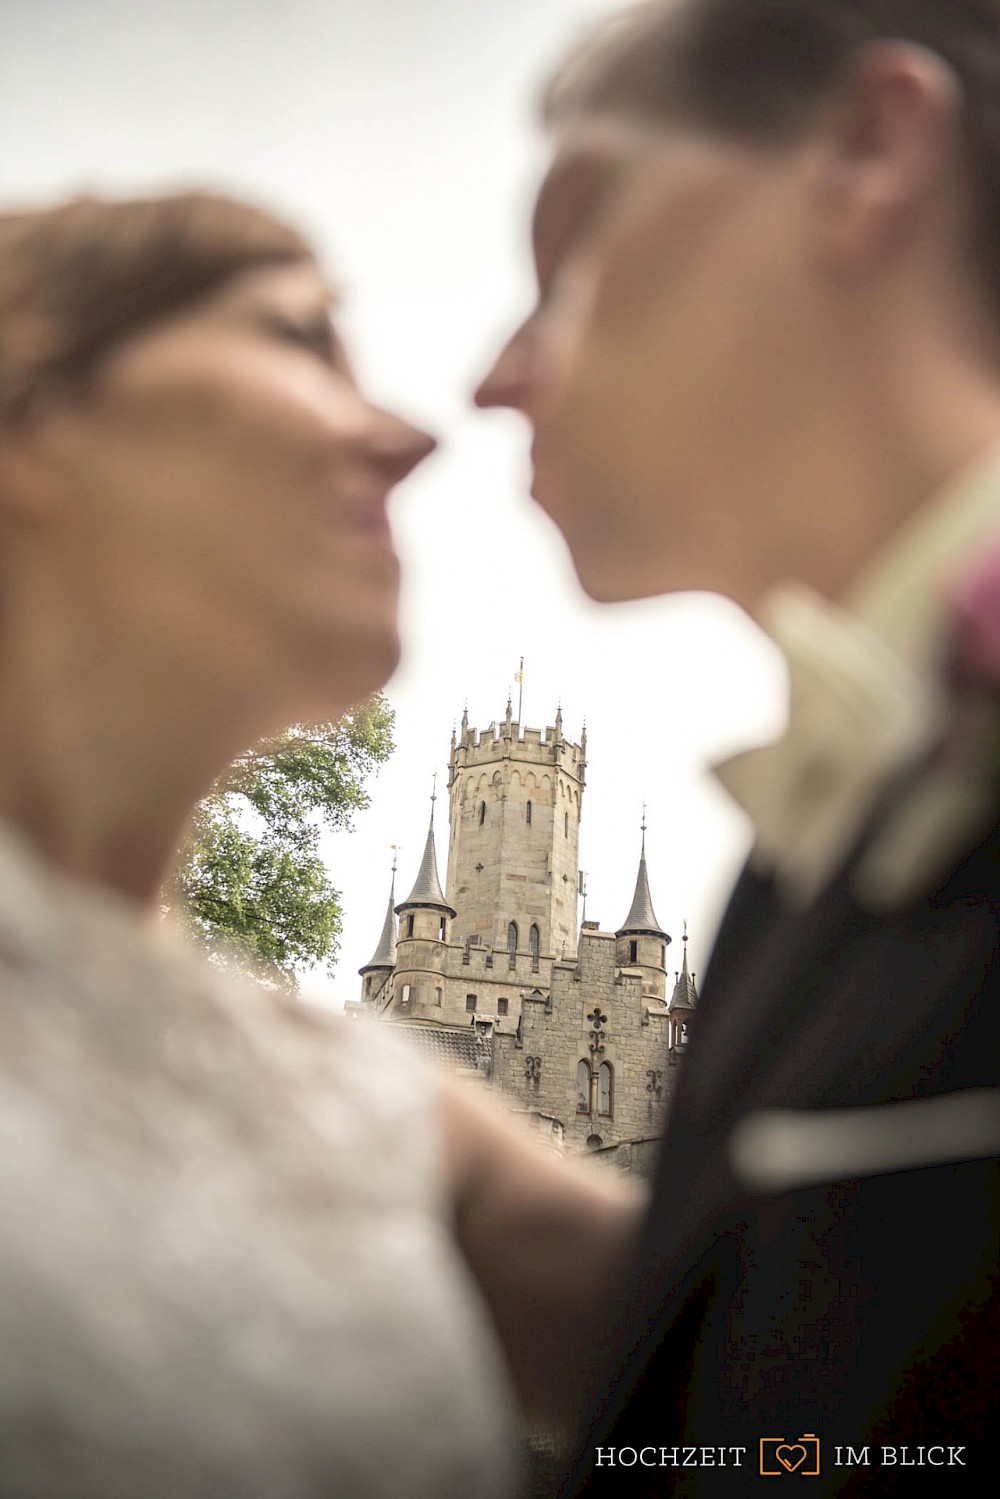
370, 411, 438, 484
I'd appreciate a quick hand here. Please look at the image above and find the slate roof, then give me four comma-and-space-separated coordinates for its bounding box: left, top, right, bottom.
669, 935, 699, 1011
359, 874, 397, 973
617, 850, 667, 939
391, 1023, 486, 1071
397, 816, 455, 915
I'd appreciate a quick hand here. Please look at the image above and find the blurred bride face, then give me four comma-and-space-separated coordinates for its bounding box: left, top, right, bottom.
17, 260, 435, 716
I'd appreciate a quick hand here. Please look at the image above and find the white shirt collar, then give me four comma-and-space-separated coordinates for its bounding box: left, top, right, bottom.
712, 442, 1000, 906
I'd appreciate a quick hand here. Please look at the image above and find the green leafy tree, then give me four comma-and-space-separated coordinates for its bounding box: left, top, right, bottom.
166, 697, 394, 991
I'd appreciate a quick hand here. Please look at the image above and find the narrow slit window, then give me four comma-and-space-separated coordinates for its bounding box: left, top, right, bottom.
507, 922, 518, 968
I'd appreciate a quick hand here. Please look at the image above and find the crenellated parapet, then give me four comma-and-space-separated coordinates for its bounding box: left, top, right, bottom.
445, 702, 585, 963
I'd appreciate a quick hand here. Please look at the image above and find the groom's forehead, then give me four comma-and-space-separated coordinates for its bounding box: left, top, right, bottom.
531, 116, 665, 287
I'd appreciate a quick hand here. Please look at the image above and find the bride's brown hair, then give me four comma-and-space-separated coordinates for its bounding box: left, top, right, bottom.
0, 191, 312, 422
546, 0, 1000, 312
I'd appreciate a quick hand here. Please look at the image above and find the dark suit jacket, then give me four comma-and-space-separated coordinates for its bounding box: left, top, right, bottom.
561, 793, 999, 1496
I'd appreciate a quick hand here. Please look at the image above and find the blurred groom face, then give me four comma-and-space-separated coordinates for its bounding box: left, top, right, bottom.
476, 91, 835, 610
474, 114, 662, 601
474, 98, 796, 608
476, 14, 982, 614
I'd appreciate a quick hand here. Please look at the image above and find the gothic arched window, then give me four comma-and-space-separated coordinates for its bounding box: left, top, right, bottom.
529, 924, 540, 969
479, 801, 486, 826
526, 800, 532, 825
507, 922, 518, 970
576, 1060, 592, 1114
564, 811, 569, 837
598, 1062, 613, 1117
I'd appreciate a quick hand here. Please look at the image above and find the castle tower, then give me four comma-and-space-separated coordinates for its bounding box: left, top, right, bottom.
445, 699, 585, 964
358, 856, 398, 1007
615, 813, 670, 1001
667, 922, 699, 1051
393, 782, 455, 1021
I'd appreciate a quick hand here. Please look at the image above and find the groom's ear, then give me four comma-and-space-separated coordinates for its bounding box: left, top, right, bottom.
803, 40, 965, 280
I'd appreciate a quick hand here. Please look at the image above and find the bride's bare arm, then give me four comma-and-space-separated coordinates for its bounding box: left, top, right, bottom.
438, 1075, 647, 1431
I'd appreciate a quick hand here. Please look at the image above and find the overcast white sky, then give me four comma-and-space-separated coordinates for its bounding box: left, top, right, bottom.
1, 0, 788, 1006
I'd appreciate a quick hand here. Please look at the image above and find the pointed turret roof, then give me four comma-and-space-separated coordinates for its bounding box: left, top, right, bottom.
616, 811, 668, 939
669, 925, 699, 1011
396, 779, 456, 916
360, 862, 398, 973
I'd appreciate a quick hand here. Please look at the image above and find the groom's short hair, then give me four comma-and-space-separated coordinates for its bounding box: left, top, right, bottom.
544, 0, 1000, 313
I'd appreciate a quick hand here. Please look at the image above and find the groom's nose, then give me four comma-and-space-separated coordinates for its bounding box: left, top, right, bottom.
473, 326, 533, 413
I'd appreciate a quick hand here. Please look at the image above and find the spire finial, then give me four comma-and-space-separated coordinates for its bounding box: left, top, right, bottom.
680, 920, 691, 976
641, 801, 647, 857
429, 772, 438, 829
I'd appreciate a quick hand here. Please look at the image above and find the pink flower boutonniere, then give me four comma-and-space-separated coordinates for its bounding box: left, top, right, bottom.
944, 543, 1000, 694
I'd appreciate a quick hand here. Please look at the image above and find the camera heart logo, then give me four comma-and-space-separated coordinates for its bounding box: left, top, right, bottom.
759, 1435, 822, 1477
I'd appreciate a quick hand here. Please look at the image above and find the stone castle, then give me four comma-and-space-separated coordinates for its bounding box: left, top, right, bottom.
348, 702, 698, 1160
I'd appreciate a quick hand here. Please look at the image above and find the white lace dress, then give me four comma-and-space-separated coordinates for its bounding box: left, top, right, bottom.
0, 824, 518, 1499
